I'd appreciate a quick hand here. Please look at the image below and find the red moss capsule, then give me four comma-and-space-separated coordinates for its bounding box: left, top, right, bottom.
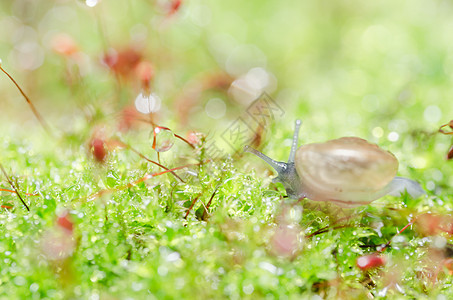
416, 213, 453, 235
135, 61, 154, 91
447, 144, 453, 160
168, 0, 182, 15
51, 33, 78, 57
416, 213, 443, 236
102, 47, 142, 78
57, 211, 73, 233
186, 131, 203, 146
90, 137, 107, 162
356, 253, 386, 271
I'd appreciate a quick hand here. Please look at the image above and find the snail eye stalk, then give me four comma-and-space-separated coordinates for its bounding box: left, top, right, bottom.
288, 119, 302, 164
243, 145, 288, 175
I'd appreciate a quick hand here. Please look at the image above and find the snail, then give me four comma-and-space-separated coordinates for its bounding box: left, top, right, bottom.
245, 120, 425, 207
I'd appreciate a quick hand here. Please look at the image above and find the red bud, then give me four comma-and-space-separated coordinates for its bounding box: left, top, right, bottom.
90, 137, 107, 162
57, 211, 74, 233
356, 253, 386, 271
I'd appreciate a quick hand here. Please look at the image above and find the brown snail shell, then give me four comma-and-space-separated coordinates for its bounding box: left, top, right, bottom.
245, 120, 425, 207
295, 137, 398, 205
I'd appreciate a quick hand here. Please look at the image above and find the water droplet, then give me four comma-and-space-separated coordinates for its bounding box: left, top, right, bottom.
392, 235, 407, 244
387, 131, 399, 142
135, 91, 161, 114
158, 265, 168, 276
14, 276, 26, 286
243, 283, 254, 295
85, 0, 99, 7
377, 286, 389, 297
151, 127, 175, 152
372, 127, 384, 138
166, 252, 180, 262
413, 157, 427, 169
131, 282, 143, 291
432, 169, 443, 181
259, 261, 278, 274
175, 277, 185, 290
29, 283, 39, 292
433, 236, 447, 248
228, 67, 276, 105
205, 98, 226, 119
424, 105, 442, 123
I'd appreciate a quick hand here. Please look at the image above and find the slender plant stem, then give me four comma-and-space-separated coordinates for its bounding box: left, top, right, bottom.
0, 188, 37, 196
378, 219, 415, 252
85, 163, 198, 202
0, 162, 29, 211
0, 66, 52, 135
184, 194, 201, 219
114, 139, 184, 182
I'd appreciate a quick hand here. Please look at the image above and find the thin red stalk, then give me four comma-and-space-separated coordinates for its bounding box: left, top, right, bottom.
174, 133, 195, 149
306, 215, 353, 238
153, 126, 195, 149
439, 122, 453, 135
142, 163, 196, 179
306, 224, 351, 238
0, 188, 38, 196
115, 139, 184, 182
0, 162, 29, 211
201, 189, 219, 220
86, 163, 198, 202
184, 194, 201, 219
0, 66, 52, 135
137, 120, 196, 149
205, 189, 217, 210
135, 117, 156, 126
378, 219, 415, 252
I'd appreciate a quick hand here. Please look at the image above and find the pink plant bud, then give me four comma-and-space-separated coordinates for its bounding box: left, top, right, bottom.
57, 211, 73, 233
357, 253, 386, 271
90, 137, 107, 163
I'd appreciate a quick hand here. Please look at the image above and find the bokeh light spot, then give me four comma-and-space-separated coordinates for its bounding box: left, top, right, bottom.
86, 0, 99, 8
372, 127, 384, 138
423, 105, 442, 123
135, 92, 162, 114
387, 131, 399, 142
205, 98, 226, 119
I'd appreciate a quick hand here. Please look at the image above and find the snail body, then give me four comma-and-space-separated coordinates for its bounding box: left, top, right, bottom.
245, 120, 425, 207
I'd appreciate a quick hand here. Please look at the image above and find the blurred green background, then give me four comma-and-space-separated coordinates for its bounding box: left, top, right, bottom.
1, 0, 451, 136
